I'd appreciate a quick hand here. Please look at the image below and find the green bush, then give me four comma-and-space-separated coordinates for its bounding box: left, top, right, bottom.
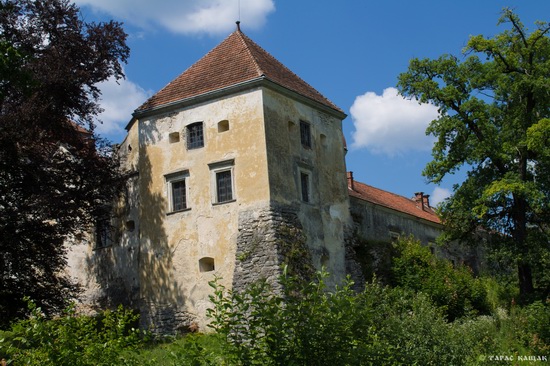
0, 299, 146, 365
391, 236, 490, 320
207, 268, 480, 365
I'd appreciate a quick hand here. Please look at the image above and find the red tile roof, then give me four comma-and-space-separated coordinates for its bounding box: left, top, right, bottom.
348, 178, 441, 224
136, 27, 343, 114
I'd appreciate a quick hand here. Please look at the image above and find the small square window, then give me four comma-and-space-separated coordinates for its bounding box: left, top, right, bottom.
218, 120, 229, 133
300, 121, 311, 148
166, 171, 190, 213
169, 132, 180, 143
187, 122, 204, 149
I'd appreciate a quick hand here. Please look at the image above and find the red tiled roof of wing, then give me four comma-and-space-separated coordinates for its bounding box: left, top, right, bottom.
136, 28, 343, 114
349, 179, 441, 224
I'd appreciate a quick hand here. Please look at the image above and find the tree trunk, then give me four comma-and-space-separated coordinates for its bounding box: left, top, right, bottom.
517, 261, 534, 296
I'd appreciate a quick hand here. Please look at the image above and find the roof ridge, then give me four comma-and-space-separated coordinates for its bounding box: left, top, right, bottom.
349, 179, 440, 224
235, 30, 264, 77
237, 31, 343, 113
135, 28, 345, 114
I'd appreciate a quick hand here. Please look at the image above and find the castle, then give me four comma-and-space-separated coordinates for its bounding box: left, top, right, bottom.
67, 25, 463, 334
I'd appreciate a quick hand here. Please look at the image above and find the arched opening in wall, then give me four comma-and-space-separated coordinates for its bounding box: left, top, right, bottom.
125, 220, 135, 232
169, 132, 180, 143
320, 133, 327, 148
199, 257, 215, 272
288, 121, 296, 132
218, 120, 229, 133
320, 252, 330, 269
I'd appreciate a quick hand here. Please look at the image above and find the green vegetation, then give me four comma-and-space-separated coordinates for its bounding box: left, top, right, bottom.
0, 0, 129, 325
398, 8, 550, 298
391, 236, 490, 320
2, 236, 548, 365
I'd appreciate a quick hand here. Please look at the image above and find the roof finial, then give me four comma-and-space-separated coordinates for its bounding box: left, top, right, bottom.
236, 20, 241, 32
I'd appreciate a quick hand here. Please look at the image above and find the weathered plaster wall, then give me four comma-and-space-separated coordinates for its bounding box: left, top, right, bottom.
349, 196, 482, 280
350, 197, 441, 246
262, 88, 352, 285
66, 121, 141, 313
135, 89, 271, 333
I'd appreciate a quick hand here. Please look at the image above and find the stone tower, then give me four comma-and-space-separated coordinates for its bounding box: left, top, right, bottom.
70, 25, 352, 334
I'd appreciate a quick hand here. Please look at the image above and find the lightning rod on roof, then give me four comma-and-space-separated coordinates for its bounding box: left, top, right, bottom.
238, 0, 241, 23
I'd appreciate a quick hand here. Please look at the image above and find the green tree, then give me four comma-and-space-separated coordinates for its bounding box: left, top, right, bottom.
398, 9, 550, 298
0, 0, 129, 325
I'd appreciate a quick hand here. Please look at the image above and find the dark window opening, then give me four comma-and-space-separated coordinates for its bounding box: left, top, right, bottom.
218, 120, 229, 132
172, 179, 187, 211
199, 257, 215, 272
95, 219, 111, 248
169, 132, 180, 143
216, 170, 233, 203
187, 122, 204, 149
300, 172, 310, 202
300, 121, 311, 148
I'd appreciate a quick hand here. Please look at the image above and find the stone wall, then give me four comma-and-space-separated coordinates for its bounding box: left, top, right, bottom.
233, 203, 314, 294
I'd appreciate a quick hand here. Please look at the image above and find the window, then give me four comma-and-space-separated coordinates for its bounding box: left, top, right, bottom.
216, 170, 233, 203
199, 257, 215, 272
217, 120, 229, 133
389, 231, 400, 242
186, 122, 204, 149
95, 219, 111, 248
169, 132, 180, 143
300, 171, 310, 202
300, 120, 311, 148
209, 159, 235, 204
166, 171, 190, 213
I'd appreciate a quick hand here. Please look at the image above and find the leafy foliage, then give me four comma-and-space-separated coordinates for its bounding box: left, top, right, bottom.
397, 8, 550, 297
0, 299, 145, 365
391, 236, 490, 320
0, 0, 129, 325
207, 269, 474, 365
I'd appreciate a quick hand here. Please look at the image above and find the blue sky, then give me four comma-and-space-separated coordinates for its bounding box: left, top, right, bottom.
74, 0, 549, 205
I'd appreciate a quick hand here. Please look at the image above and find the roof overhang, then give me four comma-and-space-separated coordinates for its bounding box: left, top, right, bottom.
349, 193, 442, 228
129, 76, 347, 127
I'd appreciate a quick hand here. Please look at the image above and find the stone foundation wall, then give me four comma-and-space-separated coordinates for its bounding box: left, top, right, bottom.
233, 203, 314, 294
140, 302, 198, 335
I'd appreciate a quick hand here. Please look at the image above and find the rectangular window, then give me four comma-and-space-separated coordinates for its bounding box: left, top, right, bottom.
166, 171, 190, 213
300, 120, 311, 148
187, 122, 204, 149
300, 171, 310, 202
95, 219, 111, 248
216, 170, 233, 203
209, 159, 235, 204
171, 179, 187, 211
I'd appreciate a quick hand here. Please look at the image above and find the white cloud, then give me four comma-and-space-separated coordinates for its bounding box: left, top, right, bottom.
94, 75, 150, 139
74, 0, 275, 36
350, 87, 439, 156
430, 186, 452, 206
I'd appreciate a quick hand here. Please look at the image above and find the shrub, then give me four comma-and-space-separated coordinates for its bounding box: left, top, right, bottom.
207, 268, 478, 365
0, 299, 146, 366
391, 236, 490, 320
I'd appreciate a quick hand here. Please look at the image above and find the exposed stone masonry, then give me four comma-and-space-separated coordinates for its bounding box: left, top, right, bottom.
233, 203, 314, 294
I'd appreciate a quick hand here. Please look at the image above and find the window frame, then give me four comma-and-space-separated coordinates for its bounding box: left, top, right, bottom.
95, 218, 112, 249
165, 170, 190, 214
300, 120, 312, 148
186, 122, 204, 149
209, 159, 236, 205
299, 169, 312, 203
